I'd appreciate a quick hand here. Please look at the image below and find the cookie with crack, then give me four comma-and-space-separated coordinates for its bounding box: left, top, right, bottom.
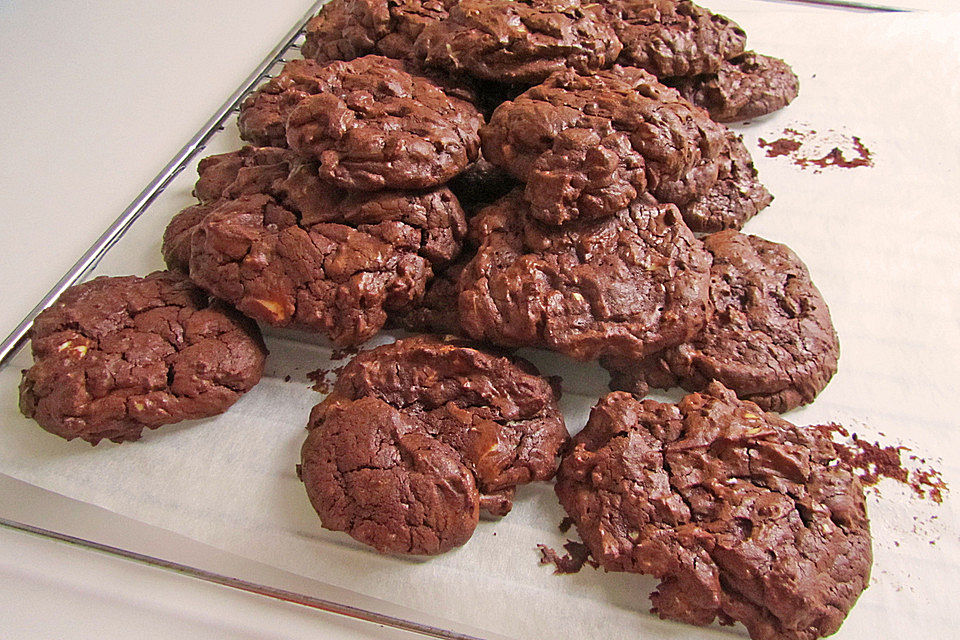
300, 395, 480, 555
309, 335, 568, 522
301, 0, 455, 63
239, 56, 483, 191
603, 230, 839, 413
481, 66, 727, 225
666, 51, 800, 123
18, 272, 267, 445
458, 190, 712, 361
555, 382, 872, 640
607, 0, 746, 78
676, 131, 772, 233
416, 0, 622, 85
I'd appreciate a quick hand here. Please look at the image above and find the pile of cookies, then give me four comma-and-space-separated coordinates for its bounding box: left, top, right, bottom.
16, 2, 871, 639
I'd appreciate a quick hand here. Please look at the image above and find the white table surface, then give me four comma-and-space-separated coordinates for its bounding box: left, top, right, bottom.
1, 2, 951, 639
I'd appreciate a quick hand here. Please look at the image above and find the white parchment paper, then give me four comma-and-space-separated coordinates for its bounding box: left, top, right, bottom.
2, 7, 959, 639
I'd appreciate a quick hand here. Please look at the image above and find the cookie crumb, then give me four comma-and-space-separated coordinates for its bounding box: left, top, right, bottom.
758, 126, 873, 171
538, 541, 598, 575
814, 423, 947, 503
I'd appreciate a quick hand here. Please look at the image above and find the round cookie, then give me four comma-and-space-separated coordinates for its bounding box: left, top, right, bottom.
19, 272, 267, 445
666, 51, 800, 123
603, 230, 839, 413
677, 131, 772, 233
315, 336, 569, 516
458, 190, 712, 361
607, 0, 747, 78
415, 0, 622, 85
301, 0, 455, 63
162, 148, 467, 346
239, 56, 483, 191
301, 395, 480, 555
481, 66, 727, 225
555, 383, 872, 640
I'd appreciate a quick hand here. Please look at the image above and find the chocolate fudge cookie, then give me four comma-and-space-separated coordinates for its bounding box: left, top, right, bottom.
416, 0, 622, 85
312, 336, 568, 519
608, 0, 746, 78
163, 147, 299, 272
481, 66, 727, 225
677, 131, 772, 233
458, 190, 712, 361
555, 383, 872, 640
301, 395, 480, 555
667, 51, 800, 123
301, 0, 455, 63
184, 163, 465, 346
19, 272, 267, 445
604, 230, 839, 412
239, 56, 483, 190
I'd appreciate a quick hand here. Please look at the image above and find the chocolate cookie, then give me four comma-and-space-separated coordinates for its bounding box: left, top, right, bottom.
603, 230, 839, 413
389, 253, 471, 335
239, 56, 483, 190
18, 272, 267, 445
555, 383, 872, 640
677, 131, 772, 233
312, 336, 568, 519
666, 51, 800, 123
184, 166, 465, 347
163, 147, 298, 272
301, 0, 455, 63
608, 0, 746, 78
416, 0, 622, 85
301, 395, 480, 555
481, 66, 727, 225
458, 190, 712, 361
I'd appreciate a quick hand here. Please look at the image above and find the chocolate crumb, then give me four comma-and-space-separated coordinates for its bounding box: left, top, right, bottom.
758, 127, 874, 171
284, 375, 292, 383
538, 541, 598, 574
331, 346, 360, 361
307, 367, 332, 394
558, 516, 574, 533
814, 423, 947, 503
758, 137, 801, 158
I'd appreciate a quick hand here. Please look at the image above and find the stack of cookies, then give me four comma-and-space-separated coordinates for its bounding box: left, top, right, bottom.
16, 2, 871, 639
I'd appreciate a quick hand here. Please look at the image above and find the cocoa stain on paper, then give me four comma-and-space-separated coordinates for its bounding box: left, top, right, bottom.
758, 127, 874, 171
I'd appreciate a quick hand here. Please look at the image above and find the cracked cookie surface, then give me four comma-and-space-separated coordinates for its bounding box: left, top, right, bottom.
555, 382, 871, 640
458, 190, 712, 361
416, 0, 622, 84
301, 395, 481, 555
607, 0, 746, 78
311, 335, 568, 523
301, 0, 455, 63
666, 51, 800, 123
164, 149, 466, 347
19, 271, 267, 444
603, 230, 839, 412
481, 66, 727, 225
239, 56, 483, 191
